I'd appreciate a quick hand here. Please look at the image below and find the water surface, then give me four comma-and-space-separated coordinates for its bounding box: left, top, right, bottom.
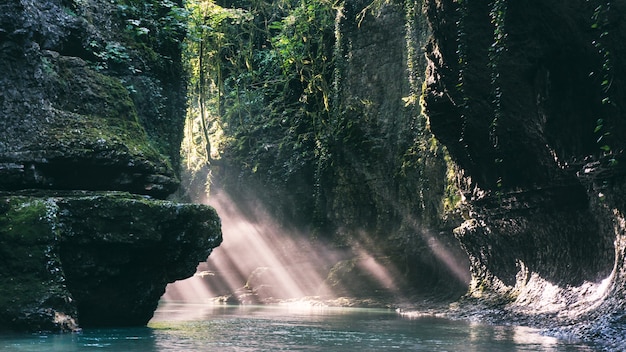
0, 303, 598, 351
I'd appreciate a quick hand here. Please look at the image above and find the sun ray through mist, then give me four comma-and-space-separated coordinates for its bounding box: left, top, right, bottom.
162, 187, 347, 304
164, 146, 470, 305
341, 149, 471, 287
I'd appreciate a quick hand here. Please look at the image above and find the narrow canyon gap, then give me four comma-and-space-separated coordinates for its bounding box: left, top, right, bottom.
176, 0, 626, 348
2, 0, 626, 348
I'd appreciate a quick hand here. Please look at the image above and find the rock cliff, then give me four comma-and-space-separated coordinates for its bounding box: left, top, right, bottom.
0, 0, 221, 332
422, 0, 626, 346
331, 0, 468, 293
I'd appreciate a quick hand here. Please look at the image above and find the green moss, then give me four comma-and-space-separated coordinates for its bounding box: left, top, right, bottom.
0, 197, 67, 322
46, 55, 173, 172
56, 58, 138, 123
0, 277, 50, 311
47, 114, 171, 171
0, 198, 54, 243
442, 147, 462, 213
56, 193, 189, 243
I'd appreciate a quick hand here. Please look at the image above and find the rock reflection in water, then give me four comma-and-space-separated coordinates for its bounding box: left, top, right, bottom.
148, 304, 597, 352
0, 304, 598, 351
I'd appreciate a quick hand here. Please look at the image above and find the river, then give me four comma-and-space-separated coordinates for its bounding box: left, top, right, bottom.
0, 303, 600, 351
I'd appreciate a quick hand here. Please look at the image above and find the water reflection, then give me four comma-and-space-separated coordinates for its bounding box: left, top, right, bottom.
0, 305, 599, 351
150, 304, 597, 352
0, 328, 158, 352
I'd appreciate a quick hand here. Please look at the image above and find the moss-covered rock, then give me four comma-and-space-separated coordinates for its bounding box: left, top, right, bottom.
0, 0, 187, 198
0, 197, 77, 332
0, 192, 222, 332
0, 0, 222, 332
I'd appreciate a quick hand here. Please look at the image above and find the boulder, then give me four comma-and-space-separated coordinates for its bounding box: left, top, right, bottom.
0, 192, 221, 331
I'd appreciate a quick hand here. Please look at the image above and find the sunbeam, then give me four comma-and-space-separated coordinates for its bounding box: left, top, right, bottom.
341, 150, 471, 287
162, 187, 349, 304
164, 148, 470, 305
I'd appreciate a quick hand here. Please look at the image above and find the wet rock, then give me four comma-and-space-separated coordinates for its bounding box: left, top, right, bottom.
422, 0, 626, 346
0, 0, 187, 198
0, 196, 77, 332
0, 0, 220, 332
0, 192, 222, 331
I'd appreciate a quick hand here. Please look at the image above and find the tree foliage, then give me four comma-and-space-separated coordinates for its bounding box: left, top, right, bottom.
182, 0, 336, 203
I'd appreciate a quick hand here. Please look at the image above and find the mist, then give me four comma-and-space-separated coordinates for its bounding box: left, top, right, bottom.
162, 183, 432, 306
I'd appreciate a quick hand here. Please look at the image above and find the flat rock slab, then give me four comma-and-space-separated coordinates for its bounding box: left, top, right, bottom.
0, 191, 221, 332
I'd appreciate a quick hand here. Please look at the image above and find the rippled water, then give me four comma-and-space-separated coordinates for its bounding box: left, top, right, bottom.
0, 303, 599, 351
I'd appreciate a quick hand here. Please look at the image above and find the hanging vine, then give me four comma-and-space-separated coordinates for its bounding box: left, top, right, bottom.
488, 0, 507, 189
181, 0, 336, 208
455, 0, 469, 150
488, 0, 507, 149
590, 0, 617, 165
182, 0, 255, 174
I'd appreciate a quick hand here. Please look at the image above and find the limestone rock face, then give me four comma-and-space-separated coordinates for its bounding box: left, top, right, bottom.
0, 0, 222, 332
57, 193, 221, 328
0, 0, 186, 198
209, 0, 470, 299
329, 0, 470, 295
422, 0, 626, 345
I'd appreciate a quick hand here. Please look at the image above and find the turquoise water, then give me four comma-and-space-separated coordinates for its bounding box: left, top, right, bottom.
0, 304, 598, 351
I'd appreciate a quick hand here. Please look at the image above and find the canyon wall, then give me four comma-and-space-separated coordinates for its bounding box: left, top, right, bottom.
201, 0, 470, 300
330, 0, 468, 292
0, 0, 221, 331
422, 0, 626, 346
14, 0, 624, 344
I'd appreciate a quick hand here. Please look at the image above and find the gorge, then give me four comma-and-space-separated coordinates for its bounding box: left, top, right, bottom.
1, 0, 626, 349
179, 0, 626, 348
